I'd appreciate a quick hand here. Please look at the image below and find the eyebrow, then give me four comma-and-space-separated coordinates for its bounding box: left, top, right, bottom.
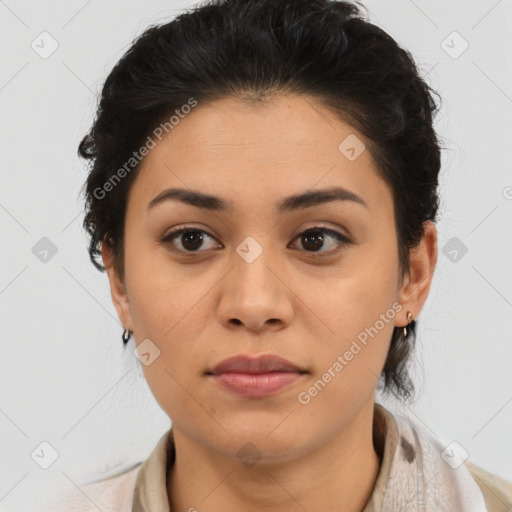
147, 186, 369, 213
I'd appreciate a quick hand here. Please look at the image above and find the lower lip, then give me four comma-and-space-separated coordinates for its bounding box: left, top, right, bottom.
210, 371, 303, 398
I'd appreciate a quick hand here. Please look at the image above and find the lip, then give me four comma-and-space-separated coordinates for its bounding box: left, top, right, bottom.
207, 354, 305, 374
206, 354, 307, 399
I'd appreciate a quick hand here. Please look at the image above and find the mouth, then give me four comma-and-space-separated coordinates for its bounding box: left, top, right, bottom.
206, 353, 307, 375
205, 354, 308, 398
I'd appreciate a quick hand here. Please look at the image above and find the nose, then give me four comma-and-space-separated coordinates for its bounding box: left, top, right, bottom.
216, 240, 295, 333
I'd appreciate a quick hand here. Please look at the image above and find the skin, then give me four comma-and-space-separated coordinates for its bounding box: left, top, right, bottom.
102, 94, 438, 512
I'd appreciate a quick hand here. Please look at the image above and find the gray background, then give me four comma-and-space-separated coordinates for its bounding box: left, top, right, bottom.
1, 0, 511, 510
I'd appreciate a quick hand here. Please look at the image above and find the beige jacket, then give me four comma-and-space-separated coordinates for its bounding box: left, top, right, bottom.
44, 404, 512, 511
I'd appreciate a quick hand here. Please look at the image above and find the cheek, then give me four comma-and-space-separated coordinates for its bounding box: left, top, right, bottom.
124, 244, 200, 337
126, 254, 214, 391
295, 284, 398, 417
307, 245, 400, 381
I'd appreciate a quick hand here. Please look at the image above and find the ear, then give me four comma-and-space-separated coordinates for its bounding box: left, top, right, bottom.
101, 240, 134, 332
396, 220, 438, 326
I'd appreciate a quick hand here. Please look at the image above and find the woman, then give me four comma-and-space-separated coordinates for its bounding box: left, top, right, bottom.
46, 0, 512, 510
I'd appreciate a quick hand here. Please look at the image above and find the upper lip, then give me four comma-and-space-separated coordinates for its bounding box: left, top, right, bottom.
207, 354, 306, 375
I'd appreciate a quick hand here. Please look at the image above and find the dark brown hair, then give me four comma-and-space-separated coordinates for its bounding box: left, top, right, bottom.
79, 0, 444, 402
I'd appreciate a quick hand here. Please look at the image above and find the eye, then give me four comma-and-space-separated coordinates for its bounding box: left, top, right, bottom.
160, 226, 220, 254
160, 225, 353, 257
289, 227, 353, 257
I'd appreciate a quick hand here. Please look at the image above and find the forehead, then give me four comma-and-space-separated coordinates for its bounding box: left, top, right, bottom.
129, 94, 392, 216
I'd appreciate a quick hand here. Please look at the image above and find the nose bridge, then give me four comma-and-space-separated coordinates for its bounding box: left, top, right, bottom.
232, 234, 278, 294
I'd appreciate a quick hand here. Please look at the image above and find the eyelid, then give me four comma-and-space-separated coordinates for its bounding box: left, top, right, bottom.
292, 222, 352, 241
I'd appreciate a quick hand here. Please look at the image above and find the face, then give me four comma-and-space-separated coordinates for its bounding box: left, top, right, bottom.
103, 94, 437, 463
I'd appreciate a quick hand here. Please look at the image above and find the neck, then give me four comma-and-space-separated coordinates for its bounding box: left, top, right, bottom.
167, 401, 382, 512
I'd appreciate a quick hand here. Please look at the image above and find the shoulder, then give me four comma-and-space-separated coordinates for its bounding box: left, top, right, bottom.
383, 406, 511, 511
464, 460, 512, 512
42, 465, 141, 512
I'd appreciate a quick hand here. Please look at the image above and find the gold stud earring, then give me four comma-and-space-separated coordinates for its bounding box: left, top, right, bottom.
403, 311, 414, 337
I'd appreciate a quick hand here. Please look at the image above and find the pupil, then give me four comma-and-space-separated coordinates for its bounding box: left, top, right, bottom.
182, 231, 203, 250
303, 231, 323, 251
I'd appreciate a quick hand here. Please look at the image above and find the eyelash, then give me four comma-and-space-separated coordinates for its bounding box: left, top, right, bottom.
160, 225, 353, 258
